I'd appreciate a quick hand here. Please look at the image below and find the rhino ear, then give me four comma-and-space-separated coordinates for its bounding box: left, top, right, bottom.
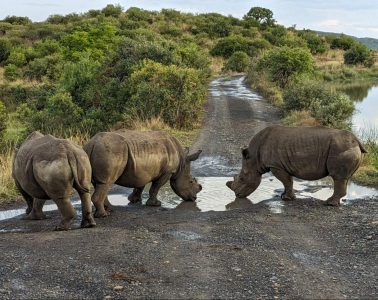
186, 150, 202, 162
241, 147, 249, 159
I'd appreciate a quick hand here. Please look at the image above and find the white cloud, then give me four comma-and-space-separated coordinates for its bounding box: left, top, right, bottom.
318, 19, 342, 28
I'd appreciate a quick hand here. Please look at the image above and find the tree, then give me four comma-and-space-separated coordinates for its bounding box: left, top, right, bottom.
101, 4, 123, 17
244, 7, 275, 27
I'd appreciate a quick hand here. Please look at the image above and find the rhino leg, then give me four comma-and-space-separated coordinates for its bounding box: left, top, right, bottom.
104, 197, 113, 212
128, 187, 144, 203
79, 192, 96, 228
26, 199, 47, 220
325, 178, 347, 207
54, 197, 76, 231
15, 180, 34, 215
271, 168, 295, 201
92, 183, 111, 218
147, 174, 170, 207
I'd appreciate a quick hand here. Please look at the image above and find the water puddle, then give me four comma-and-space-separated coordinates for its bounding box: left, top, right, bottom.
209, 76, 262, 101
1, 175, 377, 223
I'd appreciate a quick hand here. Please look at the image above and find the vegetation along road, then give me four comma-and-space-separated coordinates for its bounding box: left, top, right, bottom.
0, 76, 377, 299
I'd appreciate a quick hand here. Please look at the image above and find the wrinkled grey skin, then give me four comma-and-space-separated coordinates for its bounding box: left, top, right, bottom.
84, 130, 202, 217
12, 131, 96, 230
227, 126, 367, 206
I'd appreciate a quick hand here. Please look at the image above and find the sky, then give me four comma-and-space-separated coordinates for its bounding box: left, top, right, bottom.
0, 0, 377, 39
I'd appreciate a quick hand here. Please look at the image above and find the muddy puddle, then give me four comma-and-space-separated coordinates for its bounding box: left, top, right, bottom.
1, 174, 376, 224
209, 76, 262, 101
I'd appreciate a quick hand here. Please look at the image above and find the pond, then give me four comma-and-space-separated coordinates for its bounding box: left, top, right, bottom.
342, 83, 378, 133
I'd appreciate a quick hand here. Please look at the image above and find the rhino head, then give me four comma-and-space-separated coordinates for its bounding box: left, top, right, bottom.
226, 147, 261, 198
170, 149, 202, 201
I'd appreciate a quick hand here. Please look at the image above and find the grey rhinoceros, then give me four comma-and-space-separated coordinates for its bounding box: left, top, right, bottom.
12, 131, 96, 230
226, 125, 367, 206
84, 130, 202, 217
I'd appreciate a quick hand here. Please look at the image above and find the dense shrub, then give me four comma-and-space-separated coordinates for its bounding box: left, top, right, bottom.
127, 60, 206, 128
284, 80, 355, 128
24, 54, 62, 80
101, 4, 123, 17
6, 48, 27, 67
299, 30, 328, 54
258, 47, 314, 87
110, 37, 177, 78
4, 64, 20, 81
2, 16, 31, 25
344, 44, 374, 67
0, 38, 11, 63
223, 51, 250, 72
210, 36, 251, 58
330, 35, 356, 50
244, 7, 275, 27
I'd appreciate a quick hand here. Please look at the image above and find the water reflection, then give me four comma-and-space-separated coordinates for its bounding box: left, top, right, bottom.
341, 83, 378, 132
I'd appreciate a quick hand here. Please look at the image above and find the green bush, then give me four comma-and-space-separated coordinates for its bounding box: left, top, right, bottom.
4, 64, 20, 81
210, 35, 251, 58
127, 60, 206, 128
101, 4, 123, 17
24, 54, 62, 81
283, 80, 355, 128
0, 38, 11, 63
344, 44, 374, 67
173, 43, 210, 73
223, 51, 250, 72
330, 35, 356, 50
244, 7, 275, 27
299, 30, 328, 54
19, 91, 83, 133
258, 47, 314, 87
6, 48, 27, 67
2, 15, 31, 25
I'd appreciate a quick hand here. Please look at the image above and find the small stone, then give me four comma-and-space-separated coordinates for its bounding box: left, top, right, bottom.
113, 285, 124, 292
104, 296, 112, 300
367, 236, 373, 240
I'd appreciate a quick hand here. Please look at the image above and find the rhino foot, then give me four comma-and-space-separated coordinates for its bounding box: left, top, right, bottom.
146, 198, 161, 207
55, 223, 71, 231
81, 218, 96, 228
23, 211, 47, 220
128, 194, 142, 204
94, 210, 110, 218
281, 192, 295, 201
324, 198, 340, 207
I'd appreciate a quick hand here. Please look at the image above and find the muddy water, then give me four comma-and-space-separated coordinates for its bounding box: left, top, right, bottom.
1, 76, 377, 223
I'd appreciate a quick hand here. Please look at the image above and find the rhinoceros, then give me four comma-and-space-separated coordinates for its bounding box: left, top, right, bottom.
84, 130, 202, 217
226, 125, 367, 206
12, 131, 96, 230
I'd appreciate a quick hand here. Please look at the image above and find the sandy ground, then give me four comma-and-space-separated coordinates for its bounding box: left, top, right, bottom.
0, 76, 377, 299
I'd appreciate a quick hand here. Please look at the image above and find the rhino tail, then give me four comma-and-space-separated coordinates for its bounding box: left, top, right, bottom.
67, 151, 90, 194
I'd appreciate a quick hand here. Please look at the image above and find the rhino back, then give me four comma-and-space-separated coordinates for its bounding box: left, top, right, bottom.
115, 131, 182, 187
13, 135, 77, 199
86, 131, 182, 187
252, 126, 357, 180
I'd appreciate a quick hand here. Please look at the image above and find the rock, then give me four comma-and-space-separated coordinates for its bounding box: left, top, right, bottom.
113, 285, 124, 292
366, 236, 373, 240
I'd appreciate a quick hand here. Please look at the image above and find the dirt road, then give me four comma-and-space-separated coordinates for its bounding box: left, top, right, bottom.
0, 76, 377, 299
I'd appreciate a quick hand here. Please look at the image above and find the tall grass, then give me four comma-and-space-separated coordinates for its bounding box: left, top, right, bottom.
0, 148, 17, 200
353, 126, 378, 186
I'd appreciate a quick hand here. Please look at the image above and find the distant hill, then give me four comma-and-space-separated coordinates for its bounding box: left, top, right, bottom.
316, 31, 378, 50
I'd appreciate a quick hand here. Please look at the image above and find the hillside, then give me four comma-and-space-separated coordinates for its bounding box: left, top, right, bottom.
316, 31, 378, 49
